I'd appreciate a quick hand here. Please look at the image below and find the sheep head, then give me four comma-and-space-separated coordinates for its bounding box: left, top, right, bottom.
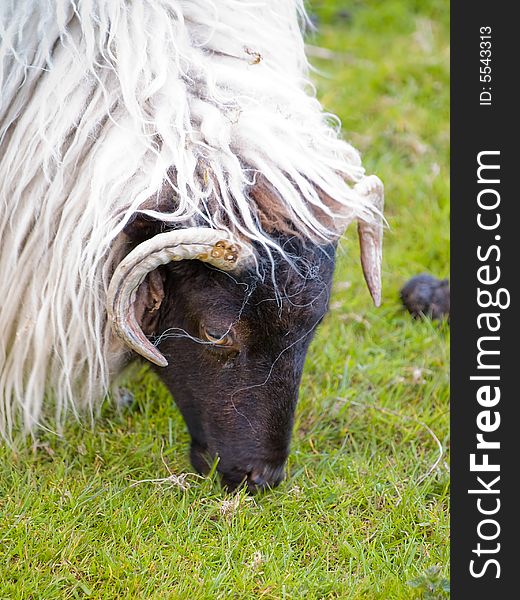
106, 176, 383, 491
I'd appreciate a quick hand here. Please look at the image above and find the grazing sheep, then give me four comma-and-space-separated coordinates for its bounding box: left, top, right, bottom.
0, 0, 383, 489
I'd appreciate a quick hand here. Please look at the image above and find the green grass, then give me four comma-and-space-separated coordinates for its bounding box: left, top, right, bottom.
0, 1, 449, 598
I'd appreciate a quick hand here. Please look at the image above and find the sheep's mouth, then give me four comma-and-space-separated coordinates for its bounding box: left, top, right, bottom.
190, 441, 211, 475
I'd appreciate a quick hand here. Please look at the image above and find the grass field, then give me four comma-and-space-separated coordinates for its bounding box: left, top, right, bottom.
0, 1, 450, 598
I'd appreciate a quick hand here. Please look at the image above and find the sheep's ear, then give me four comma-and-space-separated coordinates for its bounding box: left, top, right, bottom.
123, 213, 166, 243
132, 268, 165, 336
249, 176, 301, 237
123, 183, 177, 243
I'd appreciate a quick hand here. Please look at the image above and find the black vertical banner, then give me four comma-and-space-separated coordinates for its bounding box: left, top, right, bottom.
451, 2, 516, 597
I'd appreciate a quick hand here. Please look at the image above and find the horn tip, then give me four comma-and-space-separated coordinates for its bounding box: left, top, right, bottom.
368, 284, 381, 307
150, 354, 169, 368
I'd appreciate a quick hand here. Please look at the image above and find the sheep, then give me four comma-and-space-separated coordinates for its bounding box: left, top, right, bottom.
0, 0, 383, 490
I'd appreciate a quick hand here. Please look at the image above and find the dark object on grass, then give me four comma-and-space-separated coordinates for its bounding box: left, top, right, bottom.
400, 274, 450, 321
336, 9, 353, 23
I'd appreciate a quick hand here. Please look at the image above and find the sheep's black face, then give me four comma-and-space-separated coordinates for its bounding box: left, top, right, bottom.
152, 238, 335, 492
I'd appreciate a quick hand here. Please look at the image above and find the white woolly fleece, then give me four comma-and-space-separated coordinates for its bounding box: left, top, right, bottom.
0, 0, 377, 440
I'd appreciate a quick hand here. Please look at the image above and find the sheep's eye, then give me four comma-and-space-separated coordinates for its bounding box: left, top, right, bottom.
201, 326, 234, 347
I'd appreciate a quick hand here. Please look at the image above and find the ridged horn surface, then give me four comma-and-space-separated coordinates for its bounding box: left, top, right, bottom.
355, 175, 385, 307
107, 227, 253, 366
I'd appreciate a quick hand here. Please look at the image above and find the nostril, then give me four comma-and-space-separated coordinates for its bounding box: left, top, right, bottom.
249, 469, 267, 488
247, 465, 285, 493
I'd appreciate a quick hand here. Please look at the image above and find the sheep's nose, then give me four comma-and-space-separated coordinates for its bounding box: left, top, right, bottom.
247, 464, 285, 493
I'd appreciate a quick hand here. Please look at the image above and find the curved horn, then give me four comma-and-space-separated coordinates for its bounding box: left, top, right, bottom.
107, 227, 253, 367
355, 175, 385, 307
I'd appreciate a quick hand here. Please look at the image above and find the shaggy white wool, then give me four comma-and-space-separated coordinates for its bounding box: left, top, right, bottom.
0, 0, 377, 440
